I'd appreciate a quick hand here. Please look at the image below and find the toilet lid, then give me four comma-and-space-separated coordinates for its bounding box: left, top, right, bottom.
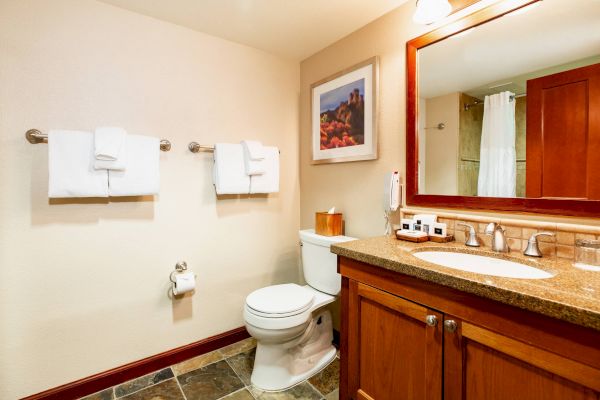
246, 283, 314, 317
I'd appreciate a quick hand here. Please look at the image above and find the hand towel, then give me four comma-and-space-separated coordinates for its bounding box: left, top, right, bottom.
108, 134, 160, 196
249, 146, 279, 194
48, 130, 109, 198
213, 143, 250, 195
94, 126, 127, 170
241, 140, 266, 176
94, 154, 127, 171
241, 140, 265, 160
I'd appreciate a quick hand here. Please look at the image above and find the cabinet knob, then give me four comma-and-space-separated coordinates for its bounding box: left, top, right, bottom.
444, 320, 458, 333
425, 315, 438, 327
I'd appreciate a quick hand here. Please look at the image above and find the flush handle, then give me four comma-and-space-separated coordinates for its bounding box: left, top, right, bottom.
444, 320, 458, 333
425, 315, 438, 327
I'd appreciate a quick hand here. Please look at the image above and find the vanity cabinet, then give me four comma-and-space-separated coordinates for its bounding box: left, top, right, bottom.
340, 257, 600, 400
347, 281, 443, 399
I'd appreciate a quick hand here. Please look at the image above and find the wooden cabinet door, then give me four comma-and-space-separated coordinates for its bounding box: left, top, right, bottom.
444, 317, 600, 400
526, 63, 600, 199
347, 281, 442, 400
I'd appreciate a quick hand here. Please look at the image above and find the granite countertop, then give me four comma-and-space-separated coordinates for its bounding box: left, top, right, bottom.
331, 236, 600, 331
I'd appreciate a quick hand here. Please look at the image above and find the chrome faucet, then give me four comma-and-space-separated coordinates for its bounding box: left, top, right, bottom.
485, 223, 509, 253
523, 232, 555, 257
456, 222, 480, 247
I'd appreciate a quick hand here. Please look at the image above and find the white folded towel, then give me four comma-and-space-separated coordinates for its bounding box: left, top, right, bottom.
108, 134, 160, 196
241, 140, 265, 160
213, 143, 250, 195
241, 140, 266, 176
94, 127, 127, 170
95, 154, 127, 170
48, 130, 109, 198
249, 146, 279, 194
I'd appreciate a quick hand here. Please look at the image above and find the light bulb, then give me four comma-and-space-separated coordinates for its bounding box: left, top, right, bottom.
413, 0, 452, 25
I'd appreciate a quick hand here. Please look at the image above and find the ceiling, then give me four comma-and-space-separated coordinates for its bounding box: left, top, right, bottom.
419, 0, 600, 99
97, 0, 409, 60
463, 55, 600, 100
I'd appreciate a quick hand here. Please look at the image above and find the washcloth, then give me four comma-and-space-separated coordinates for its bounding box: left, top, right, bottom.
48, 130, 109, 198
249, 146, 279, 194
241, 140, 266, 175
94, 126, 127, 170
108, 134, 160, 196
213, 143, 250, 195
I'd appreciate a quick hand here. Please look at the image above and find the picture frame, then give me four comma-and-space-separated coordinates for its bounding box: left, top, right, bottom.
311, 56, 379, 164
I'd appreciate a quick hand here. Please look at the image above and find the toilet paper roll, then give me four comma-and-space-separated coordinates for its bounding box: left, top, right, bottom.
173, 272, 195, 295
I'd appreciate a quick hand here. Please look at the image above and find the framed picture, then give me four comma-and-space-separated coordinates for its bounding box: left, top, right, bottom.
311, 56, 378, 164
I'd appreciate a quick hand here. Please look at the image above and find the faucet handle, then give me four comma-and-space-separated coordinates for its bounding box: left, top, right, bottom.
456, 222, 480, 247
523, 232, 555, 257
484, 222, 502, 235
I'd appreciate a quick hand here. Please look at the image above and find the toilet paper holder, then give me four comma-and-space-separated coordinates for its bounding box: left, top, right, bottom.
169, 261, 188, 283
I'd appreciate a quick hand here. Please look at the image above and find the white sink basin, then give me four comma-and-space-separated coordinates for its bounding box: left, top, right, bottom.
412, 251, 554, 279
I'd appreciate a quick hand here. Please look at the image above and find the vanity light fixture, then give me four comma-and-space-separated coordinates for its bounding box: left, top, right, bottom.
413, 0, 452, 25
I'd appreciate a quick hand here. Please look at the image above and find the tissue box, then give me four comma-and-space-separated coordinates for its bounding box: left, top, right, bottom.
315, 212, 343, 236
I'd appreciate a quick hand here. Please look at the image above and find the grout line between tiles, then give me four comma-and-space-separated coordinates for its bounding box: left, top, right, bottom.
114, 368, 174, 399
305, 379, 326, 398
224, 355, 249, 392
173, 353, 225, 377
215, 386, 250, 400
246, 385, 259, 400
174, 375, 188, 400
218, 339, 255, 359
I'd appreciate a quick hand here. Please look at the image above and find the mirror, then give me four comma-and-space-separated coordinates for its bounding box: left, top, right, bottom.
415, 0, 600, 201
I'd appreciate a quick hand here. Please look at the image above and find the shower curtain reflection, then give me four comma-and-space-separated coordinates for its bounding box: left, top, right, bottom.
477, 91, 517, 197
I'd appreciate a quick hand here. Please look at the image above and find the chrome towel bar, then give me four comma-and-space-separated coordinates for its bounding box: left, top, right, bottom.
25, 129, 172, 152
188, 141, 280, 154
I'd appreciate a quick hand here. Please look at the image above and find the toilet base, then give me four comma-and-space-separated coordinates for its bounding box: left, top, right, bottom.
250, 309, 336, 391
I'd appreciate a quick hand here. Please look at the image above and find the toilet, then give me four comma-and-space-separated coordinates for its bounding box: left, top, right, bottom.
243, 229, 355, 391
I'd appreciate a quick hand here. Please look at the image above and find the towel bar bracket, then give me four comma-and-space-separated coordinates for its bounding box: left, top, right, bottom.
188, 142, 215, 153
159, 140, 171, 152
26, 129, 171, 152
26, 129, 45, 144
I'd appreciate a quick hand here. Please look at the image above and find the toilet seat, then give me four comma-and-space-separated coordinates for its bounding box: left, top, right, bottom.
246, 283, 314, 318
244, 285, 336, 330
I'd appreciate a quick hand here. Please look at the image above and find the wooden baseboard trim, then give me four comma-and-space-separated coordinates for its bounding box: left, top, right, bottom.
22, 326, 250, 400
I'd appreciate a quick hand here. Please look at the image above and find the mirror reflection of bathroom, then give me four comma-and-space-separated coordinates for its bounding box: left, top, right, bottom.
417, 0, 600, 199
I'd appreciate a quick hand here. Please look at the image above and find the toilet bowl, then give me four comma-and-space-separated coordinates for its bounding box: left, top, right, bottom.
244, 229, 355, 391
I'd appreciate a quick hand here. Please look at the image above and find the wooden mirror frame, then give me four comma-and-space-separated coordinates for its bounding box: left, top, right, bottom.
406, 0, 600, 218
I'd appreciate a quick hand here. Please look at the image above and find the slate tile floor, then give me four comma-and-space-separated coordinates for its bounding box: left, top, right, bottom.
80, 338, 339, 400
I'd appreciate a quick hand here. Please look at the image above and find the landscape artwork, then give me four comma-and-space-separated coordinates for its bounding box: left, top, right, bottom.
319, 79, 365, 150
311, 57, 378, 164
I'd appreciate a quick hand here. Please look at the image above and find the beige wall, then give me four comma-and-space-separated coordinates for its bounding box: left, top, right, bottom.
0, 1, 300, 398
299, 4, 426, 332
300, 4, 425, 239
300, 0, 600, 244
424, 92, 459, 195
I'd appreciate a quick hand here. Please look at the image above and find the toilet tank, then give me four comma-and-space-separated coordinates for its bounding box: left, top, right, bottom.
299, 229, 356, 295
